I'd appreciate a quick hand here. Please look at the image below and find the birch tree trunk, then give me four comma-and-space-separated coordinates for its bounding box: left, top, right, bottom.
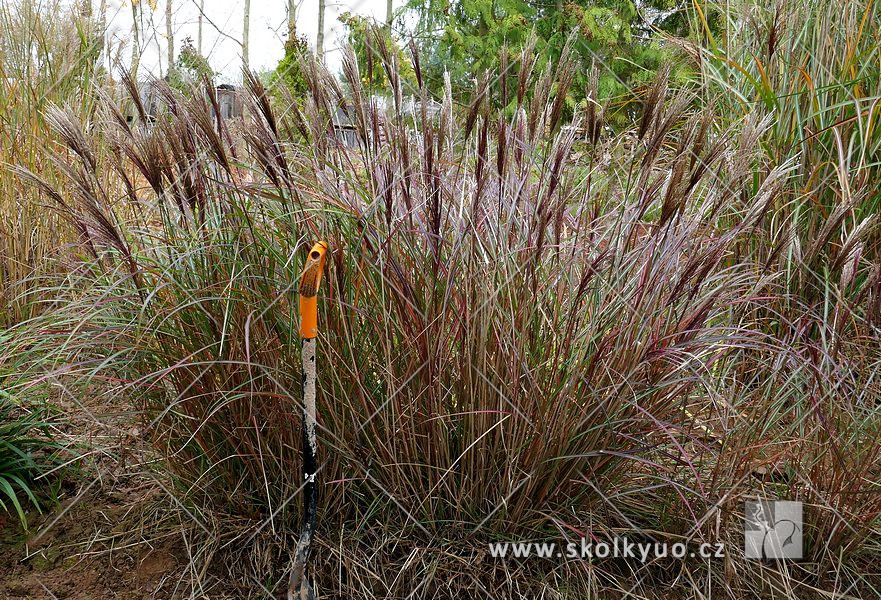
165, 0, 174, 74
242, 0, 250, 73
197, 0, 203, 54
316, 0, 325, 62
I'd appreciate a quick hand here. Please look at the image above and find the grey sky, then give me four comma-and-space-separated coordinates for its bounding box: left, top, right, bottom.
103, 0, 398, 82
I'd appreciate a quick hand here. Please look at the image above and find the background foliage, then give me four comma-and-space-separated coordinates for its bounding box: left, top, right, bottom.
403, 0, 693, 117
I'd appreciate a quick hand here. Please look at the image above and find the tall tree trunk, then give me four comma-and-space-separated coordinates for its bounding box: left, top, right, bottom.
130, 0, 140, 81
197, 0, 204, 54
165, 0, 174, 75
386, 0, 393, 27
287, 0, 296, 41
242, 0, 250, 73
316, 0, 325, 62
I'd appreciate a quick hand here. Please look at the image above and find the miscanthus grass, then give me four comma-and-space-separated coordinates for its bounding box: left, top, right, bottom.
4, 1, 881, 597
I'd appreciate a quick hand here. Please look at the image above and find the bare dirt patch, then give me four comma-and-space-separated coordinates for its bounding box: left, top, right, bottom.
0, 478, 182, 600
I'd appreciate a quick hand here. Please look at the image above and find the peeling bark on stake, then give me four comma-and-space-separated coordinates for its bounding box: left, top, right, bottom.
289, 242, 327, 600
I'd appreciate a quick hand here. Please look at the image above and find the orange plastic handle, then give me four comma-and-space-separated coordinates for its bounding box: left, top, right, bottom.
299, 241, 329, 339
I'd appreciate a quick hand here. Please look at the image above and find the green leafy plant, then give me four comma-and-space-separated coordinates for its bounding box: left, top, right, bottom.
339, 12, 418, 93
167, 36, 215, 89
270, 32, 310, 96
0, 393, 61, 528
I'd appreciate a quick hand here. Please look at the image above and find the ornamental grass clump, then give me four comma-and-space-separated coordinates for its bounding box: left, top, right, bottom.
15, 20, 881, 598
0, 0, 103, 328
